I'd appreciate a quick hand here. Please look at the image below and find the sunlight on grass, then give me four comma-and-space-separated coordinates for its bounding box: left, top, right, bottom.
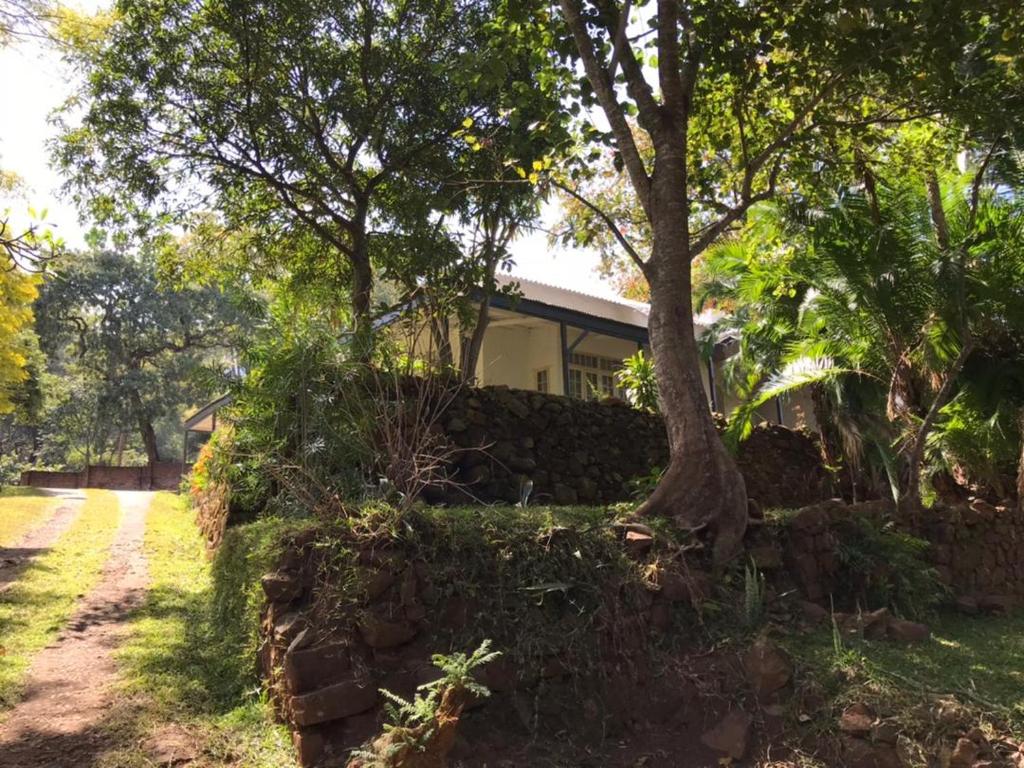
783, 611, 1024, 732
0, 487, 55, 547
103, 492, 294, 768
0, 489, 120, 709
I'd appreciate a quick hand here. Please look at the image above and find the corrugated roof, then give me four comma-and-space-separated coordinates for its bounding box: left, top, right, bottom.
497, 273, 650, 329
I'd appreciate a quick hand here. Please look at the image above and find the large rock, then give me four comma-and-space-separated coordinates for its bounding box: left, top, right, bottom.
284, 642, 352, 694
289, 679, 378, 726
886, 618, 929, 644
842, 736, 903, 768
743, 638, 793, 698
261, 571, 303, 603
838, 703, 875, 736
949, 737, 979, 768
358, 615, 417, 649
700, 709, 753, 760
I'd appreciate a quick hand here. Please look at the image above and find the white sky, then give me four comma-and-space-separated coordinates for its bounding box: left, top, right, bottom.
0, 17, 620, 300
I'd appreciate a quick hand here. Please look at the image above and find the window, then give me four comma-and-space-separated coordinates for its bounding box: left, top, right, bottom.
567, 353, 626, 400
568, 368, 583, 399
536, 368, 549, 393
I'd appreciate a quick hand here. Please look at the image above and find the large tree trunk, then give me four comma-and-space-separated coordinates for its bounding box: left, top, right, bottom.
129, 389, 160, 465
636, 153, 748, 566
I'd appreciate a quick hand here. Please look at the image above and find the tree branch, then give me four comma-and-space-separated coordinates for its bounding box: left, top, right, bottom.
560, 0, 652, 215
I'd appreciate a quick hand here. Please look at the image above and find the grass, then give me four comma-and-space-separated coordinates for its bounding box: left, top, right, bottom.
781, 610, 1024, 737
0, 486, 57, 547
0, 488, 120, 708
96, 492, 302, 768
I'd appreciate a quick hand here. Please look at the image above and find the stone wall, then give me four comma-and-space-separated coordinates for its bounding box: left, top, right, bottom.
436, 384, 833, 509
765, 498, 1024, 606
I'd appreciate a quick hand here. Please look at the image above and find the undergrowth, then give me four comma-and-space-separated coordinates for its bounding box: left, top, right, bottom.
0, 489, 119, 708
308, 502, 697, 680
98, 492, 307, 768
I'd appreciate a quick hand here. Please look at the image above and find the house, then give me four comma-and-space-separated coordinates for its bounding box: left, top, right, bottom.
401, 274, 813, 428
183, 275, 813, 457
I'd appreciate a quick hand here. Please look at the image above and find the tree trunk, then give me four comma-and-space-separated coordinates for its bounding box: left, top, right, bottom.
902, 338, 973, 514
635, 150, 748, 566
1017, 408, 1024, 512
129, 389, 161, 465
350, 196, 374, 357
460, 295, 491, 384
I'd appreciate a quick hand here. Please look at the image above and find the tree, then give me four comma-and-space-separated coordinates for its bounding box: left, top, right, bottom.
699, 151, 1024, 511
35, 245, 244, 465
58, 0, 567, 349
549, 0, 1022, 562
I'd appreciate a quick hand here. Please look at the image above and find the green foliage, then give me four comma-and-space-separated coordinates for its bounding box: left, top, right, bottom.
615, 349, 659, 412
833, 516, 945, 620
370, 640, 500, 751
742, 561, 766, 629
32, 244, 245, 466
700, 159, 1024, 497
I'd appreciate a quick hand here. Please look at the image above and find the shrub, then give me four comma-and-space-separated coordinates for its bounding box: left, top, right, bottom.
833, 516, 945, 619
616, 350, 659, 412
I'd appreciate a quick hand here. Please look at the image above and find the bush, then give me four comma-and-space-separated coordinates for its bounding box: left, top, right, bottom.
833, 516, 945, 619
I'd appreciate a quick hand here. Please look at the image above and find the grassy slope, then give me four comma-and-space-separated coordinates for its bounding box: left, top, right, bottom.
99, 492, 301, 768
0, 488, 120, 708
782, 611, 1024, 742
0, 487, 56, 547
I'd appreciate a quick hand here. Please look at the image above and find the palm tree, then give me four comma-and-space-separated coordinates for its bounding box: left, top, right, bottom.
697, 159, 1024, 510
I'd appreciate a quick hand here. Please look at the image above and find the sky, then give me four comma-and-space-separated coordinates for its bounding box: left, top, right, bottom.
0, 17, 622, 301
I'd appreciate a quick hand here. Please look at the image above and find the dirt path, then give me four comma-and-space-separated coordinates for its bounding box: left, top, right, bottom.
0, 490, 86, 592
0, 490, 153, 768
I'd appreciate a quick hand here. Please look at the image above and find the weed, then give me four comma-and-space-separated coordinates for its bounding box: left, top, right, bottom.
743, 561, 766, 628
353, 641, 501, 766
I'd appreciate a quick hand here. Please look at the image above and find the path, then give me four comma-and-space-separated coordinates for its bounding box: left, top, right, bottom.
0, 490, 86, 593
0, 490, 153, 768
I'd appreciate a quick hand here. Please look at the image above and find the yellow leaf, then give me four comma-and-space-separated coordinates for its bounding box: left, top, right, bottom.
532, 160, 543, 171
515, 167, 527, 179
462, 117, 474, 128
528, 172, 540, 184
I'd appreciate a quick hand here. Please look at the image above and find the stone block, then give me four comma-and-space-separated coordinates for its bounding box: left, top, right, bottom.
289, 679, 378, 726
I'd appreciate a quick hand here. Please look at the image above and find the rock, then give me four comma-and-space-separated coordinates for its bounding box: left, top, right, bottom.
289, 679, 378, 726
743, 638, 793, 698
292, 726, 325, 767
284, 642, 352, 694
949, 737, 979, 768
838, 703, 875, 736
361, 568, 396, 601
748, 544, 784, 570
871, 720, 899, 745
553, 483, 578, 505
955, 596, 979, 615
887, 618, 930, 643
357, 615, 417, 649
978, 595, 1015, 615
842, 736, 903, 768
261, 572, 303, 603
799, 600, 828, 625
862, 607, 892, 640
273, 611, 308, 646
624, 530, 654, 559
700, 709, 753, 760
